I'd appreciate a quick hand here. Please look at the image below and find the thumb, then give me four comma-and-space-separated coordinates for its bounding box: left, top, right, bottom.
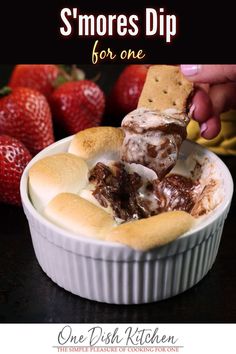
180, 65, 236, 84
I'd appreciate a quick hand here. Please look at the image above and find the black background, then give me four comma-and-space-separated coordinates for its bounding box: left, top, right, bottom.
0, 0, 235, 63
0, 64, 236, 323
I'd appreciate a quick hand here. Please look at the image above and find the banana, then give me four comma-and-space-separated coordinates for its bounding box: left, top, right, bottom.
186, 111, 236, 156
196, 133, 223, 147
221, 110, 236, 122
226, 149, 236, 156
221, 136, 236, 149
208, 146, 229, 155
187, 120, 200, 140
221, 121, 236, 139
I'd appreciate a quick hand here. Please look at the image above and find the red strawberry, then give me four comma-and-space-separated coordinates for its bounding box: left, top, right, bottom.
51, 80, 105, 134
107, 65, 149, 117
0, 135, 32, 206
0, 87, 54, 156
9, 64, 59, 101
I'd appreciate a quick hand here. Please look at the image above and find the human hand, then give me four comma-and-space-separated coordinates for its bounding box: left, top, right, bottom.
180, 65, 236, 139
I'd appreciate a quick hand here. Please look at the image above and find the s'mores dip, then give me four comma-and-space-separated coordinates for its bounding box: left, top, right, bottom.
27, 127, 223, 251
21, 65, 233, 303
26, 66, 226, 251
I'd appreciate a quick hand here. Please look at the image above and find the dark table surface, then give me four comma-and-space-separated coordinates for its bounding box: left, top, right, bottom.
0, 65, 236, 323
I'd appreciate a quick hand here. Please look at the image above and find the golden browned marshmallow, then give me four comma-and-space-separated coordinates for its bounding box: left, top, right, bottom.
121, 65, 194, 178
106, 210, 194, 251
44, 192, 193, 247
28, 153, 88, 212
68, 127, 124, 164
44, 193, 115, 239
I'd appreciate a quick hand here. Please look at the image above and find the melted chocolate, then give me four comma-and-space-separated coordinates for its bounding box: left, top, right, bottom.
153, 174, 197, 213
89, 162, 152, 221
89, 162, 198, 222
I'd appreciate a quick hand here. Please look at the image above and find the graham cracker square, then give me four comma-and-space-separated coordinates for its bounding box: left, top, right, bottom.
138, 65, 193, 112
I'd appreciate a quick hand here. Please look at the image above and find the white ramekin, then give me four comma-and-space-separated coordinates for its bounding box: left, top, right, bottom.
20, 137, 233, 304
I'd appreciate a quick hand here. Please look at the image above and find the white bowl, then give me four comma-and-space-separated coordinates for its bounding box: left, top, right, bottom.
20, 137, 233, 304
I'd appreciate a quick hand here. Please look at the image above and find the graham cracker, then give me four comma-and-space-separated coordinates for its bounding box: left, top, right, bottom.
138, 65, 193, 112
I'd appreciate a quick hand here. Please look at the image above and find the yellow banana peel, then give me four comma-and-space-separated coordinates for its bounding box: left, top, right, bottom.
187, 120, 200, 140
197, 133, 224, 147
187, 110, 236, 156
221, 136, 236, 149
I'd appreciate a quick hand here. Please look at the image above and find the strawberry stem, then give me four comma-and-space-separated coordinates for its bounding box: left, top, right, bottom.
71, 65, 85, 81
91, 72, 101, 82
53, 65, 86, 88
0, 86, 12, 97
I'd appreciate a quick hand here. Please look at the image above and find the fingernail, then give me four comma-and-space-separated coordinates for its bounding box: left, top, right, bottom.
189, 104, 195, 117
181, 65, 200, 76
200, 122, 208, 134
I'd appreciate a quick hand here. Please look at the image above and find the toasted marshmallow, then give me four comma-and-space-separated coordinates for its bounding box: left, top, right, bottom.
44, 193, 115, 239
68, 126, 124, 166
106, 211, 194, 251
28, 153, 88, 212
